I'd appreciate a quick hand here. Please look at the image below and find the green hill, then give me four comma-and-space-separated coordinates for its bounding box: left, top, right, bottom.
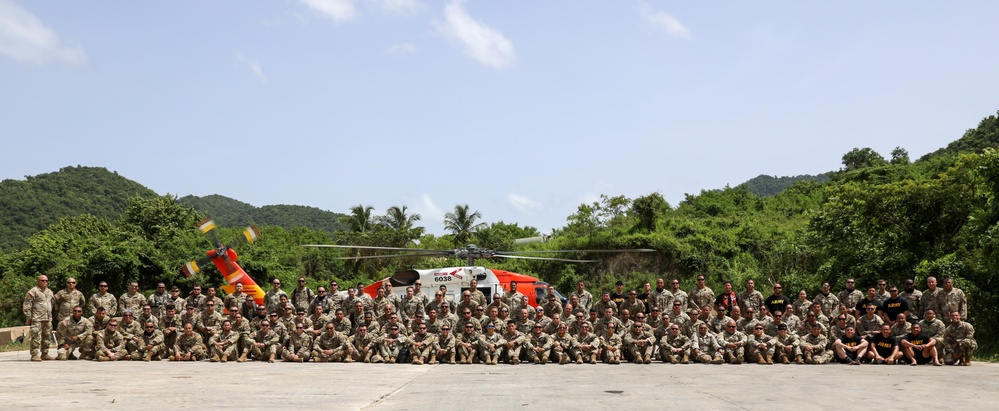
737, 173, 834, 197
177, 195, 346, 235
919, 110, 999, 161
0, 166, 157, 250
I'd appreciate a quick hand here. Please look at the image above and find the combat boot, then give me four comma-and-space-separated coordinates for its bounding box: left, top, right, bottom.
963, 352, 972, 366
237, 352, 247, 363
781, 354, 790, 364
459, 353, 467, 364
449, 352, 456, 364
755, 353, 765, 364
589, 352, 598, 364
220, 354, 228, 363
344, 355, 353, 363
803, 352, 813, 364
576, 354, 583, 364
145, 351, 153, 362
364, 352, 372, 363
211, 353, 220, 363
795, 354, 804, 364
734, 354, 743, 365
268, 353, 275, 363
429, 353, 438, 365
668, 354, 678, 364
765, 354, 774, 365
681, 353, 690, 364
413, 357, 423, 365
31, 354, 40, 362
711, 355, 723, 365
40, 353, 54, 361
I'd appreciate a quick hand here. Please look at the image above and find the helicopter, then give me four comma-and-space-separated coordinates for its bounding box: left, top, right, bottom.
300, 243, 656, 308
180, 217, 265, 306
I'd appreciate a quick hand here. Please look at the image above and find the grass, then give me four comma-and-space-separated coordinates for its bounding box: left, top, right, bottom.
0, 340, 29, 353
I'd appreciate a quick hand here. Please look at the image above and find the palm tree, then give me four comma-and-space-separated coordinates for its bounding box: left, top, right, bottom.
343, 204, 374, 233
444, 204, 486, 247
384, 205, 421, 231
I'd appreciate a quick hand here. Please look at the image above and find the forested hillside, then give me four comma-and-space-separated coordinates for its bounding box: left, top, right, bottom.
0, 166, 157, 251
738, 173, 833, 196
177, 194, 347, 235
2, 110, 998, 357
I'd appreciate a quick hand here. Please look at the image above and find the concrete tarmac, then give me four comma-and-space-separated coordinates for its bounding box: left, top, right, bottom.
2, 350, 997, 410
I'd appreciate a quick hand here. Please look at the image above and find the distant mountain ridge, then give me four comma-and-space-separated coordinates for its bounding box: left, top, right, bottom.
737, 173, 834, 197
177, 194, 347, 234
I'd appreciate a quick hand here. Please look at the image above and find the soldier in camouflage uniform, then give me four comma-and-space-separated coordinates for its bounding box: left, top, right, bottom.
209, 320, 241, 362
88, 307, 111, 357
264, 280, 286, 315
813, 282, 840, 318
746, 324, 774, 364
707, 306, 734, 334
95, 320, 126, 361
409, 323, 435, 364
524, 324, 553, 364
119, 282, 147, 315
919, 309, 946, 354
838, 279, 863, 317
692, 323, 723, 364
620, 291, 646, 321
659, 324, 691, 364
202, 287, 224, 315
739, 279, 764, 315
500, 320, 527, 364
402, 287, 425, 322
856, 304, 885, 338
623, 320, 654, 364
52, 278, 85, 342
89, 282, 117, 316
478, 321, 505, 365
718, 320, 747, 364
281, 322, 313, 363
773, 324, 801, 364
198, 301, 224, 343
56, 306, 93, 360
689, 275, 715, 312
592, 292, 618, 318
574, 322, 601, 364
373, 324, 407, 364
118, 310, 143, 356
542, 295, 562, 320
890, 313, 911, 338
593, 307, 624, 337
599, 323, 623, 364
307, 305, 330, 337
159, 305, 182, 359
943, 311, 977, 365
250, 321, 280, 362
133, 321, 165, 361
900, 279, 922, 324
936, 278, 968, 325
432, 324, 456, 364
223, 283, 250, 314
457, 321, 481, 364
920, 277, 941, 320
550, 323, 576, 364
173, 322, 207, 361
800, 323, 832, 364
348, 325, 377, 363
23, 275, 55, 361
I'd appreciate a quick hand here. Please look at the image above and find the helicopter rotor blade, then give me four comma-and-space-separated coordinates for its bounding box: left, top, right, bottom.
301, 244, 448, 254
498, 249, 657, 255
229, 225, 261, 248
333, 253, 451, 260
197, 217, 222, 247
181, 256, 213, 278
492, 255, 598, 263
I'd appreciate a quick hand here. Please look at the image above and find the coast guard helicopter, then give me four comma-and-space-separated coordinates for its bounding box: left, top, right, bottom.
180, 218, 265, 306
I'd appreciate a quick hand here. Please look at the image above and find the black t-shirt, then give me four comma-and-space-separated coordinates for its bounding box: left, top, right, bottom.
637, 293, 651, 313
855, 298, 882, 314
882, 297, 910, 320
838, 334, 864, 348
903, 332, 930, 346
610, 293, 626, 309
764, 294, 789, 315
871, 334, 898, 358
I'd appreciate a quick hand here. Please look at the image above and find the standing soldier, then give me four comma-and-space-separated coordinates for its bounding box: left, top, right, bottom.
290, 277, 315, 312
23, 275, 55, 362
838, 279, 863, 317
264, 279, 286, 314
133, 321, 165, 361
570, 281, 594, 313
326, 281, 345, 312
650, 278, 673, 312
56, 306, 93, 361
119, 281, 147, 315
936, 278, 968, 325
88, 281, 117, 316
812, 282, 840, 318
185, 285, 206, 313
900, 279, 923, 324
504, 281, 526, 313
467, 279, 487, 308
920, 277, 941, 320
202, 287, 224, 314
224, 283, 250, 314
148, 283, 171, 318
52, 278, 86, 340
739, 279, 764, 315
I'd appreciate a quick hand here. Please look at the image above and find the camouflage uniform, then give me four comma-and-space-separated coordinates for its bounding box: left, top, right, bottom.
409, 331, 436, 364
592, 300, 618, 317
118, 292, 147, 315
501, 327, 527, 364
281, 331, 313, 362
118, 318, 143, 355
856, 315, 884, 338
550, 331, 577, 364
800, 333, 831, 364
717, 329, 747, 364
670, 289, 689, 311
457, 328, 482, 364
264, 289, 287, 315
812, 293, 840, 318
198, 310, 224, 342
57, 315, 93, 360
620, 299, 646, 320
692, 331, 723, 364
659, 332, 691, 363
650, 289, 674, 312
432, 331, 456, 364
290, 286, 315, 312
689, 286, 715, 312
575, 332, 601, 364
347, 331, 377, 362
890, 321, 911, 338
250, 328, 281, 362
89, 292, 117, 317
95, 328, 126, 361
402, 296, 424, 321
919, 288, 941, 319
707, 314, 734, 334
936, 288, 968, 324
159, 314, 183, 357
669, 311, 693, 336
739, 289, 764, 314
523, 330, 553, 364
623, 327, 655, 363
746, 332, 775, 364
224, 292, 250, 314
837, 288, 863, 314
53, 288, 86, 325
569, 290, 593, 313
478, 331, 506, 365
132, 329, 165, 361
373, 332, 409, 363
919, 317, 946, 347
773, 332, 801, 364
23, 286, 54, 359
600, 332, 623, 364
899, 289, 923, 323
174, 332, 207, 361
943, 321, 977, 364
468, 289, 487, 308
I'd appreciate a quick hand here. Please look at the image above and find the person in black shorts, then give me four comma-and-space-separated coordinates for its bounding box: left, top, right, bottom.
866, 324, 901, 364
833, 325, 868, 364
900, 323, 941, 366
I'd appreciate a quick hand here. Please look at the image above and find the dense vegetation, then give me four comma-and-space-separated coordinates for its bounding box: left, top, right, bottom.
2, 110, 998, 357
738, 173, 833, 197
177, 194, 347, 234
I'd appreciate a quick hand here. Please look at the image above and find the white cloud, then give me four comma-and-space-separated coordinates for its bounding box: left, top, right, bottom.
636, 1, 691, 39
386, 41, 418, 55
0, 0, 86, 66
235, 52, 267, 84
367, 0, 423, 16
415, 193, 446, 227
434, 0, 515, 70
300, 0, 358, 23
507, 194, 542, 214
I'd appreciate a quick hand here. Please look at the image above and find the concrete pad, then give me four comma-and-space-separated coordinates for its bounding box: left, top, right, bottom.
1, 350, 997, 410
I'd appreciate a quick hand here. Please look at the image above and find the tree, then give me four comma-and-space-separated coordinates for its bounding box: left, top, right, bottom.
378, 205, 425, 247
631, 192, 670, 233
841, 147, 887, 171
890, 146, 910, 165
342, 204, 374, 233
444, 204, 485, 247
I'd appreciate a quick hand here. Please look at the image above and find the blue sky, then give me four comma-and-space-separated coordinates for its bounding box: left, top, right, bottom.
2, 0, 998, 235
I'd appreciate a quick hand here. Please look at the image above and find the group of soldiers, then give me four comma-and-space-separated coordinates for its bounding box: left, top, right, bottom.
22, 273, 978, 366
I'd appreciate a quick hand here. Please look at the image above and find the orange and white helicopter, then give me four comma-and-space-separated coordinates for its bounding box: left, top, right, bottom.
180, 218, 265, 306
301, 243, 655, 308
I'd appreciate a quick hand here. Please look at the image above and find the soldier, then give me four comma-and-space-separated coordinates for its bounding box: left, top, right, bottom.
542, 295, 562, 319
659, 324, 690, 364
833, 324, 868, 365
569, 281, 593, 313
458, 308, 481, 334
264, 279, 286, 315
293, 308, 313, 333
882, 286, 910, 327
282, 322, 313, 363
598, 323, 623, 364
549, 323, 576, 365
224, 283, 250, 313
691, 323, 723, 364
198, 301, 224, 342
290, 277, 315, 312
668, 279, 688, 311
689, 275, 715, 312
384, 283, 403, 315
522, 324, 550, 365
186, 285, 206, 314
95, 320, 126, 362
773, 323, 801, 364
936, 278, 968, 325
408, 323, 435, 364
797, 311, 827, 337
856, 303, 885, 338
133, 321, 165, 361
919, 309, 946, 353
173, 322, 207, 361
943, 311, 977, 366
52, 277, 86, 335
56, 306, 93, 360
118, 310, 143, 356
432, 324, 456, 364
202, 288, 224, 315
119, 281, 147, 315
307, 304, 330, 336
707, 305, 734, 334
738, 279, 764, 315
792, 290, 811, 319
838, 278, 863, 317
900, 323, 941, 366
623, 320, 654, 364
373, 324, 407, 364
763, 284, 789, 318
89, 282, 117, 316
348, 325, 377, 363
478, 321, 505, 365
621, 290, 646, 320
250, 321, 280, 363
866, 324, 901, 365
23, 275, 55, 361
592, 291, 617, 318
874, 280, 890, 305
457, 321, 481, 364
401, 287, 424, 321
801, 323, 832, 364
920, 276, 941, 320
137, 304, 159, 328
746, 324, 774, 364
170, 286, 186, 314
499, 320, 526, 365
466, 279, 486, 308
88, 306, 111, 355
209, 319, 240, 362
148, 283, 171, 318
812, 282, 840, 318
649, 278, 672, 312
327, 281, 346, 312
513, 307, 534, 335
456, 290, 479, 320
668, 301, 692, 336
718, 320, 747, 364
899, 279, 922, 324
890, 313, 911, 338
